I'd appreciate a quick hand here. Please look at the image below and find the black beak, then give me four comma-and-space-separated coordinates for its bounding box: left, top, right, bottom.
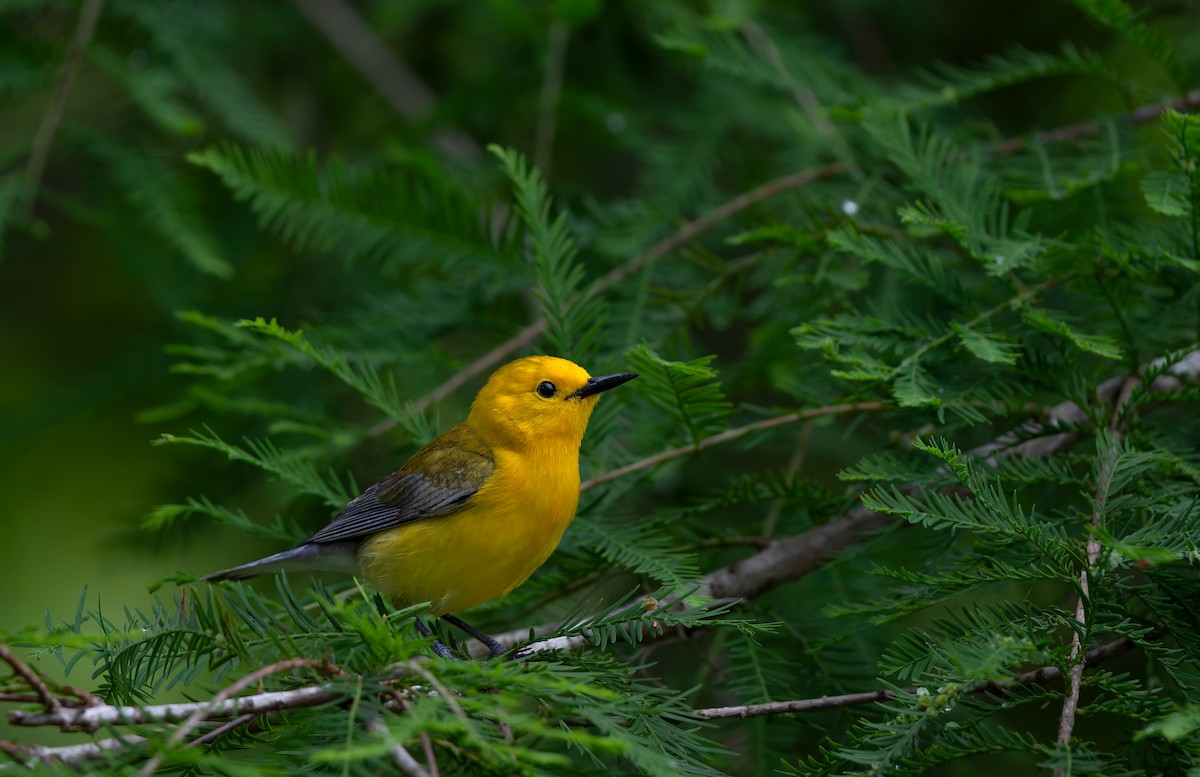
567, 373, 638, 400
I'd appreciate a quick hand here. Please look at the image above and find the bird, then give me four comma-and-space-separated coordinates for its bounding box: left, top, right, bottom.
201, 355, 637, 658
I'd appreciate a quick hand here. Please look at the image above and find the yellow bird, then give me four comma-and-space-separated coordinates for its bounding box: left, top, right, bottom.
202, 355, 637, 657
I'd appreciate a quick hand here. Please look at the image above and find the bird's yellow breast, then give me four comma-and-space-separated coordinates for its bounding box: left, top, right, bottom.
357, 444, 581, 614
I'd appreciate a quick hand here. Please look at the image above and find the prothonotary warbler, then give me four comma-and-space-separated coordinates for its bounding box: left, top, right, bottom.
202, 355, 637, 658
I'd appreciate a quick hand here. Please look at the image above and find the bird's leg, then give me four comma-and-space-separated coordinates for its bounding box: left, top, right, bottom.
441, 614, 508, 658
413, 618, 455, 660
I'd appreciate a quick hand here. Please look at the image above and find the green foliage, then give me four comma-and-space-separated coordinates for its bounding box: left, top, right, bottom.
188, 143, 516, 278
6, 1, 1200, 775
625, 342, 733, 447
492, 145, 604, 361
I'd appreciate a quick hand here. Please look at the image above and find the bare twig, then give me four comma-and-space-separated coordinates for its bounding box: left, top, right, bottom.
10, 661, 343, 736
0, 646, 60, 714
699, 503, 894, 601
742, 21, 840, 140
1052, 376, 1140, 774
289, 0, 479, 163
22, 0, 104, 213
9, 683, 341, 731
694, 535, 773, 551
991, 89, 1200, 157
696, 689, 895, 719
581, 401, 885, 491
186, 712, 260, 748
420, 730, 440, 777
135, 658, 343, 777
535, 20, 570, 177
694, 634, 1143, 720
0, 735, 146, 769
363, 716, 432, 777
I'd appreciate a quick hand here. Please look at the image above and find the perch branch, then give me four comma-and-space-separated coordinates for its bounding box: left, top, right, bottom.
693, 633, 1143, 720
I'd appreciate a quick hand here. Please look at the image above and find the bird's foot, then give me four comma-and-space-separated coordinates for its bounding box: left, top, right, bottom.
414, 617, 458, 660
441, 613, 508, 659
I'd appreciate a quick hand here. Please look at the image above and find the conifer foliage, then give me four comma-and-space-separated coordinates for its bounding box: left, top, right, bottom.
3, 1, 1200, 774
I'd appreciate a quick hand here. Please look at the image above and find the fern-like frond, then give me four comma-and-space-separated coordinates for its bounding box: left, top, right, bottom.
142, 495, 304, 544
154, 426, 356, 508
1066, 0, 1188, 87
572, 515, 701, 591
625, 342, 733, 446
189, 143, 513, 277
490, 145, 604, 361
897, 44, 1111, 111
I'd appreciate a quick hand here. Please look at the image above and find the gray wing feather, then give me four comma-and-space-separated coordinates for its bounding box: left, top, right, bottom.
303, 474, 478, 545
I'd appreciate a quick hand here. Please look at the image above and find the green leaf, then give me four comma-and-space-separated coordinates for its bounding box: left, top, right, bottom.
1066, 0, 1188, 88
1023, 308, 1122, 359
953, 323, 1021, 365
892, 361, 941, 409
625, 342, 733, 446
1141, 170, 1191, 217
1138, 706, 1200, 742
189, 143, 512, 276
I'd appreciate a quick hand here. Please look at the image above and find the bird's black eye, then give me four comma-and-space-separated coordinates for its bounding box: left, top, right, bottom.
536, 380, 557, 399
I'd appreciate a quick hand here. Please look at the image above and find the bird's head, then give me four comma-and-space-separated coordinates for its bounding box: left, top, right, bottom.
467, 355, 637, 450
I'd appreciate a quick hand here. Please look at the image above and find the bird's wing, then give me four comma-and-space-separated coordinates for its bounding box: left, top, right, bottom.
303, 426, 495, 545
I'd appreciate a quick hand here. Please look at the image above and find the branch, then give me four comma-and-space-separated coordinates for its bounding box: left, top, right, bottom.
534, 20, 569, 177
991, 89, 1200, 156
9, 682, 342, 732
289, 0, 479, 164
1052, 375, 1140, 773
0, 646, 60, 715
0, 736, 145, 769
21, 0, 104, 213
363, 716, 432, 777
581, 401, 884, 491
693, 633, 1143, 720
134, 658, 342, 777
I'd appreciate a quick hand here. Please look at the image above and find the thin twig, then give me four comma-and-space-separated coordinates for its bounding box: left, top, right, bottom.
762, 423, 813, 538
0, 735, 146, 768
1052, 375, 1140, 774
289, 0, 479, 163
22, 0, 104, 213
0, 646, 60, 714
9, 683, 343, 731
363, 716, 432, 777
535, 19, 569, 177
186, 712, 260, 748
420, 730, 440, 777
581, 401, 884, 491
135, 658, 342, 776
991, 88, 1200, 157
694, 634, 1143, 720
694, 535, 773, 551
742, 20, 840, 140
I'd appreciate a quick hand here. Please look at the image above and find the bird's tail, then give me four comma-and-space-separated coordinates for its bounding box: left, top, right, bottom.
200, 542, 359, 582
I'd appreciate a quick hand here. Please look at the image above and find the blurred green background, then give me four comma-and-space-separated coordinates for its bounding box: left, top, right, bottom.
1, 0, 1195, 757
